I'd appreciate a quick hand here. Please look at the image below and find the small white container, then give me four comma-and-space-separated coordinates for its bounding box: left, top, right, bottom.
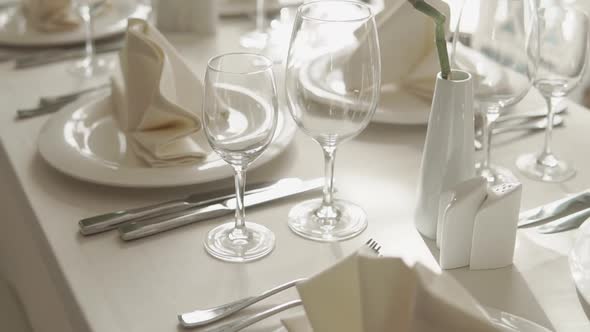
470, 182, 522, 270
156, 0, 217, 34
437, 177, 487, 270
415, 70, 475, 239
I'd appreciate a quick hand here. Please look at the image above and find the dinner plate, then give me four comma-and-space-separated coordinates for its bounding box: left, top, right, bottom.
298, 49, 431, 126
0, 0, 151, 47
271, 306, 551, 332
569, 220, 590, 308
38, 95, 296, 188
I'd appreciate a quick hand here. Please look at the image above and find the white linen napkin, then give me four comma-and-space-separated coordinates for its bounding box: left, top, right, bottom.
111, 18, 208, 167
282, 249, 499, 332
360, 0, 450, 100
22, 0, 79, 32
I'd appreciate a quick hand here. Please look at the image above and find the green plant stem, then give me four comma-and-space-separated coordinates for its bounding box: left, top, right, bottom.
409, 0, 451, 79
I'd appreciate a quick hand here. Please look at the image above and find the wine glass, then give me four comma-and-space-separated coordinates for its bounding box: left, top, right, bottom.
240, 0, 268, 50
285, 0, 381, 242
69, 0, 111, 78
452, 0, 538, 185
202, 53, 278, 262
516, 6, 589, 182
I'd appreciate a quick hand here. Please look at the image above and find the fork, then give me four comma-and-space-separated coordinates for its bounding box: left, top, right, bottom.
178, 239, 383, 328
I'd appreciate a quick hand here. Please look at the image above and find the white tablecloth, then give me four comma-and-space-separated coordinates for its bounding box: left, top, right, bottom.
0, 17, 589, 332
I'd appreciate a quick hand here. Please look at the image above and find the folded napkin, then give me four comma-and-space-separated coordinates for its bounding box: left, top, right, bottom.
111, 18, 208, 167
282, 248, 499, 332
22, 0, 79, 32
351, 0, 450, 100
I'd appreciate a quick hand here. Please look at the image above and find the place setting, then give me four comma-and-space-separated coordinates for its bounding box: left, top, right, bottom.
3, 0, 590, 332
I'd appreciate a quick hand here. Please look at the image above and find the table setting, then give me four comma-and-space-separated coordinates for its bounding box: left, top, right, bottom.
1, 0, 590, 331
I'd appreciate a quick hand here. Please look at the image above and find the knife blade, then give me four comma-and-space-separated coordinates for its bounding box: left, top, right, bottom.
15, 40, 123, 69
79, 177, 300, 235
536, 207, 590, 234
119, 177, 324, 241
518, 190, 590, 227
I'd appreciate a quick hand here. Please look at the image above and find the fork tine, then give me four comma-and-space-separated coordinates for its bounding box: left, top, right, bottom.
365, 238, 382, 255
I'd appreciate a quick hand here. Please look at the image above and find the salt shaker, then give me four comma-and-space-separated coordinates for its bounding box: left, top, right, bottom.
470, 182, 522, 270
437, 177, 487, 270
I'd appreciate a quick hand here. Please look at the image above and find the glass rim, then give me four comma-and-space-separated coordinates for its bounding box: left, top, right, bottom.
206, 52, 273, 75
297, 0, 374, 23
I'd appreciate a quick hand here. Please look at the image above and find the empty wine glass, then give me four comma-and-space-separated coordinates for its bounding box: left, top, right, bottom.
203, 53, 278, 262
240, 0, 268, 50
285, 0, 381, 242
69, 0, 111, 78
516, 6, 589, 182
452, 0, 538, 185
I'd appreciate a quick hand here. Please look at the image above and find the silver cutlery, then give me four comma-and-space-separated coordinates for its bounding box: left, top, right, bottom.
14, 40, 123, 69
495, 103, 567, 123
79, 177, 300, 235
16, 84, 110, 119
518, 190, 590, 227
536, 207, 590, 234
475, 115, 564, 150
119, 178, 325, 240
179, 239, 383, 329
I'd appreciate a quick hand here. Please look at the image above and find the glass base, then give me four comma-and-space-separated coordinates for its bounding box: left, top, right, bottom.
240, 30, 268, 50
204, 222, 275, 263
475, 162, 519, 186
288, 198, 367, 242
516, 152, 576, 182
68, 57, 112, 78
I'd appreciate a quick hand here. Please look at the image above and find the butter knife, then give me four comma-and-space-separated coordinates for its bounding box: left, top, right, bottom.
536, 207, 590, 234
15, 41, 123, 69
79, 177, 299, 235
518, 190, 590, 227
119, 178, 324, 240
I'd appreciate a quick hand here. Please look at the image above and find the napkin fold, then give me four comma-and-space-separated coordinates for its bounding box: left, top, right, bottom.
111, 18, 208, 167
284, 249, 499, 332
22, 0, 79, 32
362, 0, 450, 100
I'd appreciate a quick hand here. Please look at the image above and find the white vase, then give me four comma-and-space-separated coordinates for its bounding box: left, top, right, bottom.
415, 70, 475, 239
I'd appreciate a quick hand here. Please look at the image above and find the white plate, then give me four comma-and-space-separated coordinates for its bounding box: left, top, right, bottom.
569, 221, 590, 307
38, 95, 296, 188
298, 50, 431, 126
271, 306, 552, 332
0, 0, 151, 47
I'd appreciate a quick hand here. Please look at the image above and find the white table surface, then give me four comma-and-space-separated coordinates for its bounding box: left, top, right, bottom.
0, 17, 589, 332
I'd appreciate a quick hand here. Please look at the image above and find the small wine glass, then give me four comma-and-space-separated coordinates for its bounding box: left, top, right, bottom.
69, 0, 111, 78
202, 53, 278, 262
452, 0, 538, 185
285, 0, 381, 242
516, 6, 589, 182
240, 0, 268, 50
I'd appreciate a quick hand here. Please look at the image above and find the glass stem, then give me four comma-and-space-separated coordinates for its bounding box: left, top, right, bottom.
255, 0, 265, 33
232, 165, 247, 232
541, 96, 561, 157
322, 146, 336, 207
480, 106, 500, 170
80, 5, 96, 66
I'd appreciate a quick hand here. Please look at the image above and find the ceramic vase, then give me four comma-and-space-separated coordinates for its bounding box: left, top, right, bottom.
415, 70, 475, 239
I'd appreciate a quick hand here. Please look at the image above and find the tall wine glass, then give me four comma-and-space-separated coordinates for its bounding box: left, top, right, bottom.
69, 0, 111, 78
452, 0, 538, 185
285, 1, 381, 242
240, 0, 268, 49
203, 53, 278, 262
516, 6, 589, 182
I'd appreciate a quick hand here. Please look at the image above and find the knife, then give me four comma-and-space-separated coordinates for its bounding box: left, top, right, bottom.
15, 40, 123, 69
119, 178, 324, 241
536, 207, 590, 234
518, 190, 590, 227
79, 177, 301, 235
